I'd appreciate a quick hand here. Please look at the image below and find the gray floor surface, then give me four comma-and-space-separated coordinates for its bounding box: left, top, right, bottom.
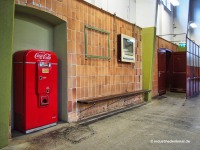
3, 92, 200, 150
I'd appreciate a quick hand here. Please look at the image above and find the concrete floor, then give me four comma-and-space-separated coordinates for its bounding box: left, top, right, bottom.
3, 92, 200, 150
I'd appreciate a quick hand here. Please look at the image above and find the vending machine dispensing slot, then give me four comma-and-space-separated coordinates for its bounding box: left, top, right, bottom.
40, 95, 49, 106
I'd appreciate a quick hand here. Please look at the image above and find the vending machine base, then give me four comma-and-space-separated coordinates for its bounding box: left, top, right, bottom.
25, 123, 57, 134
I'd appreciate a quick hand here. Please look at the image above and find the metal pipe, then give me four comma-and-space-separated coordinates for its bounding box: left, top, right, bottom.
158, 33, 186, 36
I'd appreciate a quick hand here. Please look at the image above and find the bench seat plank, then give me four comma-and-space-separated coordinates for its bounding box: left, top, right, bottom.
77, 90, 151, 104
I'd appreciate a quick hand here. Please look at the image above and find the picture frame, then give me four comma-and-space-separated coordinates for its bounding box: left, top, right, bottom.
117, 34, 135, 63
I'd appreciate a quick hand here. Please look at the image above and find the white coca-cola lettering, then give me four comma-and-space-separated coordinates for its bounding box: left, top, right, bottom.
34, 52, 51, 60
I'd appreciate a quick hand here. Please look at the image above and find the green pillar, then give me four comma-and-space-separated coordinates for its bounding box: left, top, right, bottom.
142, 27, 156, 101
0, 0, 15, 148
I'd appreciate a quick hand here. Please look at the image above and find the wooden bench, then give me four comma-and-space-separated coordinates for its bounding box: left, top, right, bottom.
77, 90, 151, 105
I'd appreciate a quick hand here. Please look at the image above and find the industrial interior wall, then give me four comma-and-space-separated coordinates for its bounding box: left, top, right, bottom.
156, 1, 174, 42
15, 0, 143, 122
83, 0, 136, 24
152, 37, 178, 97
186, 38, 200, 98
189, 0, 200, 45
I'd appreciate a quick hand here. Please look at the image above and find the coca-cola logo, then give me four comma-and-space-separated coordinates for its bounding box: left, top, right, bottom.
34, 52, 51, 60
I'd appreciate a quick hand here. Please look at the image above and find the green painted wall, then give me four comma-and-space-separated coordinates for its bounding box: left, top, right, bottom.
0, 0, 15, 148
142, 27, 156, 101
177, 46, 186, 51
13, 13, 54, 53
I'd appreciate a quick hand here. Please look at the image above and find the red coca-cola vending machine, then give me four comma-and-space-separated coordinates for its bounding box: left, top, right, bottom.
13, 50, 58, 133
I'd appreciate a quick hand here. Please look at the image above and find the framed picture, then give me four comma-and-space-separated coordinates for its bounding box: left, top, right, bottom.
117, 34, 135, 63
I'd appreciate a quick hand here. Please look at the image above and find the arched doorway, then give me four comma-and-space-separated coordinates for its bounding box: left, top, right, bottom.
11, 5, 68, 134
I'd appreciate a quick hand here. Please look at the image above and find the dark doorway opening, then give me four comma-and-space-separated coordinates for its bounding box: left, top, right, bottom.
158, 49, 172, 95
158, 49, 186, 96
170, 52, 186, 93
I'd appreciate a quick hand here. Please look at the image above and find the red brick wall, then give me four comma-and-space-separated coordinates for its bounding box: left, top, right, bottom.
15, 0, 143, 122
152, 37, 178, 97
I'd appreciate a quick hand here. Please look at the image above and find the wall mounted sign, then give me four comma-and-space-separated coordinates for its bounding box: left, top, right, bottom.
179, 42, 186, 48
117, 34, 135, 63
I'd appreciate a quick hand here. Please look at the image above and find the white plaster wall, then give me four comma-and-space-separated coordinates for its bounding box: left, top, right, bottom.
156, 1, 174, 41
173, 0, 189, 44
156, 0, 190, 44
189, 0, 200, 45
108, 0, 136, 23
83, 0, 191, 46
84, 0, 136, 23
84, 0, 160, 28
136, 0, 158, 28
